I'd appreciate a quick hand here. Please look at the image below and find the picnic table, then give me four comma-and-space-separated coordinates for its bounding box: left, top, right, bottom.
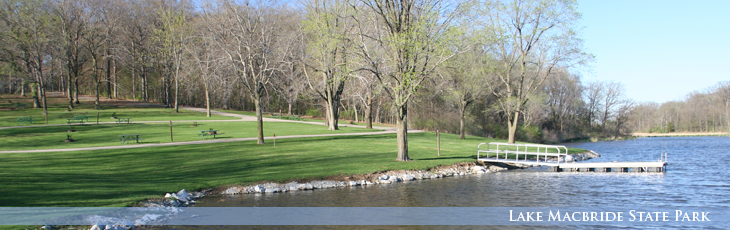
17, 117, 33, 125
271, 113, 283, 118
74, 115, 90, 122
115, 118, 131, 124
13, 103, 27, 109
119, 134, 142, 144
198, 130, 222, 139
67, 117, 85, 124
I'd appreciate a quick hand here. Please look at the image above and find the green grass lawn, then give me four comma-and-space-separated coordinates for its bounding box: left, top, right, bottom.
0, 93, 587, 209
0, 131, 585, 207
0, 95, 237, 127
0, 121, 377, 150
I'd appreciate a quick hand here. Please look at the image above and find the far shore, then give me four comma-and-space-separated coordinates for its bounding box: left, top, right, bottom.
632, 132, 729, 137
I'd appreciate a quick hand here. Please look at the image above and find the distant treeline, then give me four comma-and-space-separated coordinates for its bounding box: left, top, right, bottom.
630, 82, 730, 134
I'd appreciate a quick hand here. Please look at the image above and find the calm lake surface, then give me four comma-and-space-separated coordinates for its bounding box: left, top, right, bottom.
191, 136, 729, 227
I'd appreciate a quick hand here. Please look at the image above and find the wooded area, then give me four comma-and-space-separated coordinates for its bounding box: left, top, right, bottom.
1, 0, 727, 160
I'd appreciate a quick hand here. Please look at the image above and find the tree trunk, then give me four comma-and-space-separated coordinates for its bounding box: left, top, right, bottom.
20, 79, 26, 97
142, 68, 148, 101
459, 103, 466, 139
106, 54, 112, 99
354, 103, 359, 123
74, 77, 79, 104
67, 70, 74, 110
395, 104, 411, 161
36, 63, 48, 115
325, 91, 340, 130
205, 83, 211, 117
254, 95, 265, 144
507, 111, 520, 144
287, 102, 293, 116
365, 94, 373, 129
112, 59, 117, 98
174, 75, 179, 112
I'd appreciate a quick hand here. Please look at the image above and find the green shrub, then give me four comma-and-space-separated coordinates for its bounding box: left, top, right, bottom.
306, 108, 322, 118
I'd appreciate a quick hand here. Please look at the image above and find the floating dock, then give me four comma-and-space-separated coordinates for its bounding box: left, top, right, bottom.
477, 142, 667, 173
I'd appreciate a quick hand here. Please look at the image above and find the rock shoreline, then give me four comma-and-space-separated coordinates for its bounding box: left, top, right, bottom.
140, 151, 600, 207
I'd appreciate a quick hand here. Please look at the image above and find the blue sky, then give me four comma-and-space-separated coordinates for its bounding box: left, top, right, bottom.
576, 0, 730, 103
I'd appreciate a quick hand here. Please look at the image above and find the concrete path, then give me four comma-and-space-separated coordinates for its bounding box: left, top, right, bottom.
1, 105, 419, 153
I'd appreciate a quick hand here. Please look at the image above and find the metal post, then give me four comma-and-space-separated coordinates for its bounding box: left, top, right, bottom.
169, 121, 173, 142
96, 112, 99, 124
45, 113, 48, 124
273, 134, 276, 148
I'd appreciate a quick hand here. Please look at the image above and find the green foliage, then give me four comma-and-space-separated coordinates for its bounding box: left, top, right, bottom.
306, 108, 323, 118
667, 122, 675, 132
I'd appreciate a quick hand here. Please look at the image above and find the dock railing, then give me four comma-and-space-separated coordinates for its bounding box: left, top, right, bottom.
477, 142, 570, 166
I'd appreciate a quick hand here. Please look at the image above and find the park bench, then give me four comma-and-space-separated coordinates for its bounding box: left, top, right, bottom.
119, 134, 142, 144
271, 113, 282, 119
67, 118, 85, 124
13, 103, 27, 109
115, 118, 131, 124
17, 117, 33, 125
198, 129, 224, 139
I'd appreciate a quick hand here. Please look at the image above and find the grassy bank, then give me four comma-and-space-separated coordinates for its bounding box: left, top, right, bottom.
0, 131, 586, 207
1, 94, 587, 208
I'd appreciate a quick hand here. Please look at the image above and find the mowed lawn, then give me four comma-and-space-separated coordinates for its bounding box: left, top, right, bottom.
0, 121, 378, 150
0, 131, 586, 207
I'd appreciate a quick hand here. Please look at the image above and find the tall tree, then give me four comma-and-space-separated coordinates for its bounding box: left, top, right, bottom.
153, 4, 190, 113
52, 0, 87, 110
0, 0, 57, 114
204, 0, 290, 144
482, 0, 588, 143
358, 0, 464, 161
302, 0, 356, 130
439, 47, 489, 139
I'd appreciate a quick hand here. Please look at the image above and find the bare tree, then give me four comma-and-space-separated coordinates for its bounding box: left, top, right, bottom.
51, 0, 87, 110
439, 48, 490, 139
357, 0, 464, 161
482, 0, 588, 143
153, 3, 192, 112
584, 81, 604, 129
204, 0, 291, 144
600, 81, 624, 132
0, 0, 56, 114
185, 16, 221, 117
302, 0, 357, 130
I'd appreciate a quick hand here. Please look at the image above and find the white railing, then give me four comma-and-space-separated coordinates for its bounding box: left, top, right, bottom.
477, 142, 570, 166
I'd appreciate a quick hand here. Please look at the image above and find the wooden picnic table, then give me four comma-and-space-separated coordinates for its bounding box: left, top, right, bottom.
17, 117, 33, 125
271, 113, 283, 118
198, 130, 221, 139
115, 118, 131, 124
119, 134, 142, 144
13, 103, 27, 109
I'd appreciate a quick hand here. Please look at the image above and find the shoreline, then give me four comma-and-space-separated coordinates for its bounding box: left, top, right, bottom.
632, 132, 729, 137
140, 151, 601, 208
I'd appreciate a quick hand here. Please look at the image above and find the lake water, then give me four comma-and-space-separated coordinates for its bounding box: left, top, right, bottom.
191, 136, 729, 228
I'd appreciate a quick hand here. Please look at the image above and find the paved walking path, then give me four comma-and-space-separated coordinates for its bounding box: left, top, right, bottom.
1, 106, 418, 153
